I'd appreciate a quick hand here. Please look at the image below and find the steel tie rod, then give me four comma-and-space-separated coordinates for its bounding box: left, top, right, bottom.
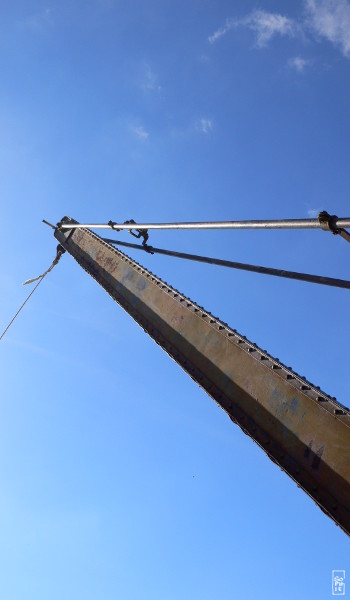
102, 238, 350, 290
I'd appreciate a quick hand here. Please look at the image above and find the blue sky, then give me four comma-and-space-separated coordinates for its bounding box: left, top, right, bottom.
1, 1, 349, 598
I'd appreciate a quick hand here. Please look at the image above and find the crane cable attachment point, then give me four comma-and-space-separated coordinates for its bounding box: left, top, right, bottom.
0, 245, 65, 342
23, 245, 65, 285
318, 211, 350, 244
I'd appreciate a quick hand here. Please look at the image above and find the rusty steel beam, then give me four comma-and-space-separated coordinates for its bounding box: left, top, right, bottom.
55, 217, 350, 536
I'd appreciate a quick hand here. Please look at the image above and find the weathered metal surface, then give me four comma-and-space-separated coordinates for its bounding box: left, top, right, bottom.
55, 217, 350, 536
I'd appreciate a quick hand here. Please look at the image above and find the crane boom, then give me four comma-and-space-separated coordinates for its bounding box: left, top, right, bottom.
54, 217, 350, 536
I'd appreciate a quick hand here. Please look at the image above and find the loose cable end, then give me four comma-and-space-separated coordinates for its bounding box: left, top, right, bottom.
23, 276, 43, 286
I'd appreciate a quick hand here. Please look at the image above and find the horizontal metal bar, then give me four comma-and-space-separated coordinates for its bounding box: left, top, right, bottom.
57, 218, 350, 231
102, 238, 350, 290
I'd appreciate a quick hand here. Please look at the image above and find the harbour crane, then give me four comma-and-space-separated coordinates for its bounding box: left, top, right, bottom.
54, 216, 350, 537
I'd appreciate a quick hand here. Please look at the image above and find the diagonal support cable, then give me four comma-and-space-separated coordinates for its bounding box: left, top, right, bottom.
102, 238, 350, 290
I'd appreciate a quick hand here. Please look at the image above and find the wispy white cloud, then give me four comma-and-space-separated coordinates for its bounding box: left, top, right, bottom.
305, 0, 350, 57
195, 118, 213, 134
18, 8, 53, 33
209, 10, 297, 47
307, 208, 321, 217
132, 125, 149, 140
208, 19, 236, 44
141, 64, 161, 93
248, 11, 297, 47
169, 117, 213, 139
208, 2, 350, 59
288, 56, 311, 71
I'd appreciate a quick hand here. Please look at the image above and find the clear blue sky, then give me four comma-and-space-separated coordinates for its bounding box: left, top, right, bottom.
1, 1, 349, 598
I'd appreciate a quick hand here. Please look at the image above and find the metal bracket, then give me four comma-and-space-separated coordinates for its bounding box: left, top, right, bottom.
318, 211, 340, 234
109, 218, 153, 251
318, 211, 350, 244
123, 219, 149, 246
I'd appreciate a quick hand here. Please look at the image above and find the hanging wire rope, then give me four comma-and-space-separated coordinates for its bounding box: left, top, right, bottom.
0, 246, 65, 342
102, 237, 350, 290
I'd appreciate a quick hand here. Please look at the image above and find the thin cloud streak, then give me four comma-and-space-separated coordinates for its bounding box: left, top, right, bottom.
208, 10, 297, 47
208, 18, 235, 44
208, 1, 350, 59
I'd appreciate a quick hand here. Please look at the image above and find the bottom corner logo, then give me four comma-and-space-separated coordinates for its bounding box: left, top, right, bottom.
332, 570, 346, 596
